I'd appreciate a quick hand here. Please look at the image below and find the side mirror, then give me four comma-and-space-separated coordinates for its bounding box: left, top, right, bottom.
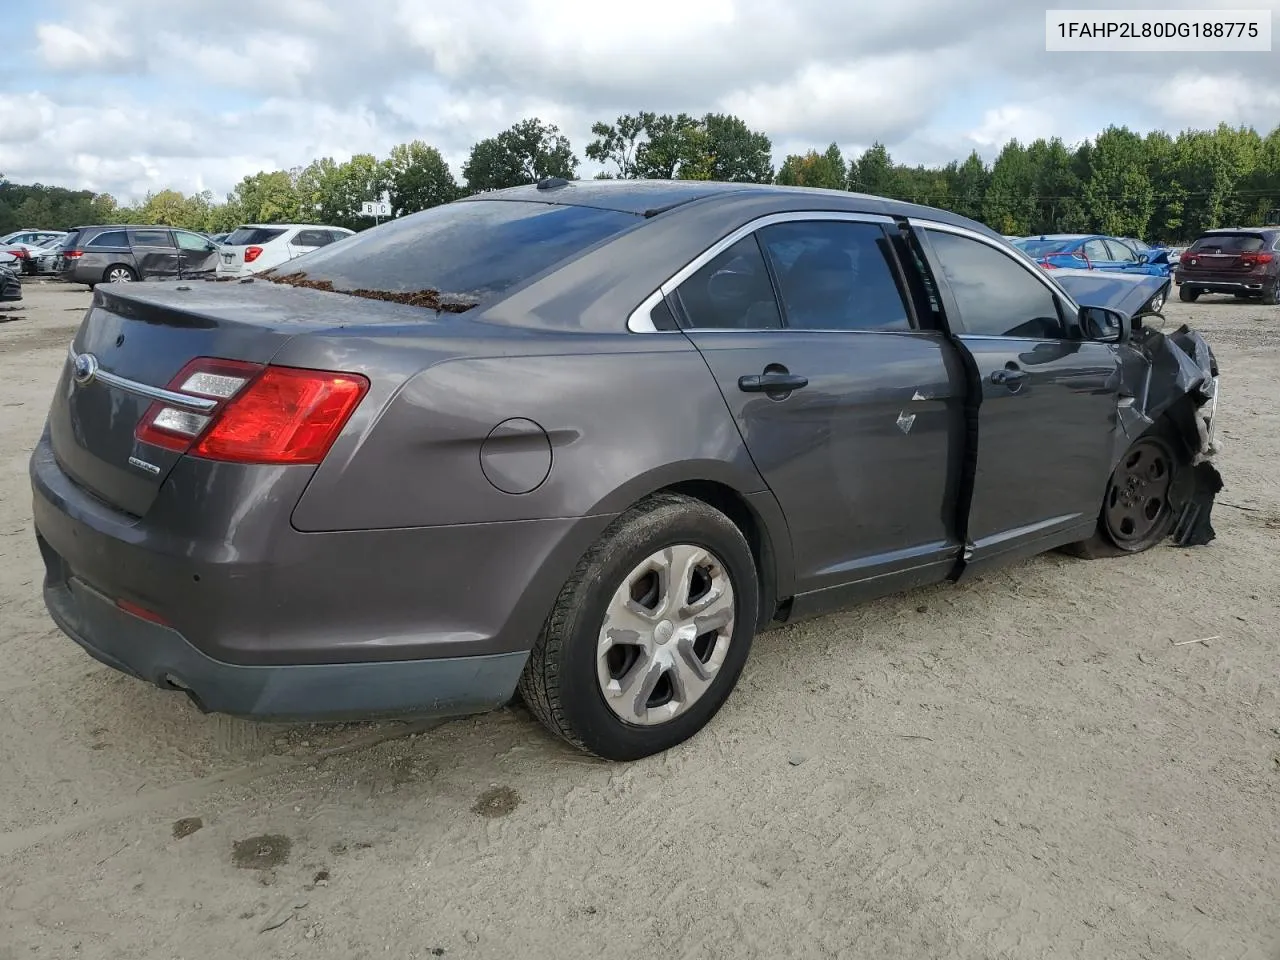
1138, 253, 1150, 264
1079, 305, 1130, 344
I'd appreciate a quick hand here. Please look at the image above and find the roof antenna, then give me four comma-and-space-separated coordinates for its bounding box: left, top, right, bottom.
536, 177, 571, 190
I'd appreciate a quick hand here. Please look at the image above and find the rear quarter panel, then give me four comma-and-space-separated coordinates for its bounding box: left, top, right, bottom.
285, 330, 769, 531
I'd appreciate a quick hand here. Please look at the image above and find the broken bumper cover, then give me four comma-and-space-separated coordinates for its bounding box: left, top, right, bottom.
1130, 323, 1222, 546
40, 566, 529, 722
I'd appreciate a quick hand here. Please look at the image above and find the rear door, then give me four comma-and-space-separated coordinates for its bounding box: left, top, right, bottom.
912, 220, 1120, 568
174, 230, 219, 276
672, 212, 968, 599
129, 228, 180, 280
287, 228, 335, 261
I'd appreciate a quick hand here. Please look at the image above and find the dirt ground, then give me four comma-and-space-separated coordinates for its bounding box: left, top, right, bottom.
0, 281, 1276, 960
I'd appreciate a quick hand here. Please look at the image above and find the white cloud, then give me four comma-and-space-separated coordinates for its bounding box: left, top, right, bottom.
7, 0, 1280, 202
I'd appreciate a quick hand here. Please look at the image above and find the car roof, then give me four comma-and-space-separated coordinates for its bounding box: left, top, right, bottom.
236, 223, 350, 230
1018, 234, 1092, 241
466, 179, 1005, 239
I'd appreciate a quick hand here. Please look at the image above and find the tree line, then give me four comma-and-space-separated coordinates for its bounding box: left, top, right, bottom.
4, 115, 1280, 243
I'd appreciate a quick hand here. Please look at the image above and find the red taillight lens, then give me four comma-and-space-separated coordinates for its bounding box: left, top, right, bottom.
11, 249, 28, 259
192, 367, 369, 464
1039, 260, 1058, 269
136, 357, 264, 451
63, 249, 83, 259
134, 358, 368, 465
243, 246, 263, 263
1243, 252, 1274, 265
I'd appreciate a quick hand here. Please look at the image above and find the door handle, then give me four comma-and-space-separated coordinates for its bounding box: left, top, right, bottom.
989, 367, 1027, 387
738, 372, 809, 393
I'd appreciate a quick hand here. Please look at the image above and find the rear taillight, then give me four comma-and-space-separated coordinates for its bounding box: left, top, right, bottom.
1242, 253, 1274, 266
10, 249, 28, 259
1039, 260, 1058, 270
63, 249, 83, 259
134, 357, 368, 465
243, 246, 263, 263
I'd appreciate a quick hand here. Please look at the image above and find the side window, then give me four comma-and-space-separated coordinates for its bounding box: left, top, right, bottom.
757, 220, 911, 332
1081, 238, 1109, 261
674, 235, 782, 330
328, 230, 352, 243
174, 231, 212, 251
1104, 239, 1137, 262
87, 230, 129, 248
131, 229, 173, 247
294, 230, 332, 247
926, 229, 1066, 339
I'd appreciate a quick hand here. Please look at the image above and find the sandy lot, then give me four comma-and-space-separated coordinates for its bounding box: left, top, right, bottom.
0, 280, 1276, 960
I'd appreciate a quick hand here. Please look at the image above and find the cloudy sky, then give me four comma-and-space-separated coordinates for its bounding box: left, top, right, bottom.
2, 0, 1278, 202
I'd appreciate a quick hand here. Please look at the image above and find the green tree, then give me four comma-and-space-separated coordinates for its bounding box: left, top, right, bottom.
463, 118, 578, 192
232, 170, 302, 224
385, 141, 458, 215
983, 141, 1037, 235
777, 143, 847, 189
849, 143, 897, 195
1083, 125, 1154, 237
632, 113, 706, 179
700, 113, 774, 183
585, 113, 652, 179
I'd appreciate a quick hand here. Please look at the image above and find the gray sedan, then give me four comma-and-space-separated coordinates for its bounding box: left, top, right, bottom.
30, 180, 1221, 760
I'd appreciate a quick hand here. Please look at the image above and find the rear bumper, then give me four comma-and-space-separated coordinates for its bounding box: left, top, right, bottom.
1176, 274, 1268, 292
43, 573, 529, 721
30, 428, 613, 719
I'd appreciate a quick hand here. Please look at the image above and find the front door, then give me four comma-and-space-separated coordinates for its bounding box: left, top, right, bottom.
129, 229, 180, 280
174, 230, 220, 276
916, 224, 1120, 567
671, 215, 968, 599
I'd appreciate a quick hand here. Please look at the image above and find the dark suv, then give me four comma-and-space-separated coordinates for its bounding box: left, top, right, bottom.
1177, 227, 1280, 304
58, 225, 220, 288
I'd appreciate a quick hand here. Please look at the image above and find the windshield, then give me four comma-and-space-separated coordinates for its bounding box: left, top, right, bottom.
266, 199, 642, 310
225, 227, 287, 245
1015, 238, 1076, 257
1189, 233, 1267, 253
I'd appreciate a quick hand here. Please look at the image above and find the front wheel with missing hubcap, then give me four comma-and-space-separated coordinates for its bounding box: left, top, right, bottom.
1063, 432, 1181, 559
520, 493, 758, 760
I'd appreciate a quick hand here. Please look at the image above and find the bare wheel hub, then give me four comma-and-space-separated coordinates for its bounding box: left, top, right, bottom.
1105, 438, 1173, 544
596, 544, 736, 727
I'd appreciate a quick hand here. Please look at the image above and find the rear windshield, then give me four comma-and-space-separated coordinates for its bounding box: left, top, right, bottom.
1015, 238, 1075, 256
267, 199, 641, 309
1189, 233, 1269, 253
225, 227, 287, 245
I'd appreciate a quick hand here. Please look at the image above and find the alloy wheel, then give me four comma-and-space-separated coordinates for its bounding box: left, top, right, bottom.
596, 543, 736, 726
107, 267, 133, 283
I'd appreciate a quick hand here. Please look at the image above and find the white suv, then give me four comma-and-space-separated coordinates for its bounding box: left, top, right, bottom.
215, 223, 354, 278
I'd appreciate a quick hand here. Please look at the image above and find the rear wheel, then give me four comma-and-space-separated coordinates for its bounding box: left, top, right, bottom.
1178, 285, 1200, 302
104, 265, 136, 284
1261, 279, 1279, 306
1063, 433, 1180, 559
519, 493, 758, 760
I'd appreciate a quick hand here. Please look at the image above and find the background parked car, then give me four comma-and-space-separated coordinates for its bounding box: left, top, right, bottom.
58, 225, 222, 287
1013, 234, 1171, 276
1, 229, 66, 248
31, 237, 67, 276
1175, 228, 1280, 304
215, 224, 354, 278
0, 244, 31, 276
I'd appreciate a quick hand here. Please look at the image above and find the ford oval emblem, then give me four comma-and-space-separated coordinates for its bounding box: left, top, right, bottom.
71, 352, 99, 386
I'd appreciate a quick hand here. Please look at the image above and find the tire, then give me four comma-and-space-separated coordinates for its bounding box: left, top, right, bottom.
519, 492, 759, 761
1261, 279, 1280, 306
1178, 285, 1200, 302
1063, 432, 1181, 559
104, 264, 136, 283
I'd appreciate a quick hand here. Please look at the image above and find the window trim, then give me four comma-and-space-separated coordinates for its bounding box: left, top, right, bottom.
626, 210, 896, 333
907, 217, 1081, 340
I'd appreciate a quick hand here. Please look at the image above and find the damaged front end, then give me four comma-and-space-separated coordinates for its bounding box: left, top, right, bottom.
1056, 270, 1223, 547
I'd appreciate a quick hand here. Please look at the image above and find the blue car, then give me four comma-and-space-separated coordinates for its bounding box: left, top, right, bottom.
1013, 234, 1172, 277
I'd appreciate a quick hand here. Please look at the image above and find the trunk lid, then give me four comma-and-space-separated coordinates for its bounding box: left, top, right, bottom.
1183, 233, 1268, 275
48, 279, 448, 517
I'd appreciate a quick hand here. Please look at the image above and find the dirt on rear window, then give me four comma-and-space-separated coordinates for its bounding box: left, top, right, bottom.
262, 271, 478, 313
